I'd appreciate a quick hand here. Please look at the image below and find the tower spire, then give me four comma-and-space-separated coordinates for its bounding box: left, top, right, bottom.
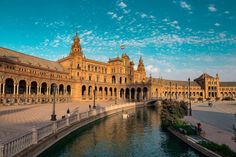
70, 32, 83, 57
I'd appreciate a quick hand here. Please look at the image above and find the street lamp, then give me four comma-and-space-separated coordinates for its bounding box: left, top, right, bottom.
51, 84, 57, 121
188, 77, 192, 116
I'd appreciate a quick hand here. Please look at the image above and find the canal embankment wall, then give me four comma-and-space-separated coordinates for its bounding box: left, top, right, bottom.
0, 102, 144, 157
168, 128, 222, 157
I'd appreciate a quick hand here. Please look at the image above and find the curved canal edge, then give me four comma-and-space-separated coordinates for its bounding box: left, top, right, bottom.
168, 128, 222, 157
13, 103, 144, 157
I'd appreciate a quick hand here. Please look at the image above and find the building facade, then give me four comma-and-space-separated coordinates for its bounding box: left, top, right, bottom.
0, 33, 236, 105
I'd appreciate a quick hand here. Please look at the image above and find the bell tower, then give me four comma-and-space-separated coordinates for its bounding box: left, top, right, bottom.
70, 32, 83, 57
137, 56, 145, 72
137, 56, 146, 82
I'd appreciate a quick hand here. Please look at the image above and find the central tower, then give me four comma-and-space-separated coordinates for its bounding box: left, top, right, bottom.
70, 32, 83, 57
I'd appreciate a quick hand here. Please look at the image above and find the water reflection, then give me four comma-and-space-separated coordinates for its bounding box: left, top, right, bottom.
39, 107, 205, 157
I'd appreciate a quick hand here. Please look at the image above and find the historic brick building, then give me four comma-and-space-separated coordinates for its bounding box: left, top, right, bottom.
0, 33, 236, 105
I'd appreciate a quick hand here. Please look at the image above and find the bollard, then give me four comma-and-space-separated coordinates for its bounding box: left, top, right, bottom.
66, 117, 70, 126
32, 127, 38, 144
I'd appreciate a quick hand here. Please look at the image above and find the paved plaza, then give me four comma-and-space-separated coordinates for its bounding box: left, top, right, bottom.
184, 101, 236, 151
0, 100, 125, 143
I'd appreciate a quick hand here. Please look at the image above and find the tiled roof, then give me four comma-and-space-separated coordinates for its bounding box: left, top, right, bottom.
0, 47, 66, 72
155, 78, 200, 86
220, 82, 236, 87
195, 73, 214, 80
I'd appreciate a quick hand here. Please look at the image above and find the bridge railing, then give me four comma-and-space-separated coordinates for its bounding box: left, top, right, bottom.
0, 102, 136, 157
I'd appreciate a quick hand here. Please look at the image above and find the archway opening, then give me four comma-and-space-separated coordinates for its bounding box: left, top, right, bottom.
31, 81, 37, 95
41, 82, 47, 95
19, 80, 27, 94
5, 78, 14, 94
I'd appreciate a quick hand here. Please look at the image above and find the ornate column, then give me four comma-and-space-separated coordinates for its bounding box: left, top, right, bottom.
47, 87, 50, 96
38, 86, 41, 95
13, 84, 16, 95
29, 85, 31, 95
129, 90, 131, 101
2, 83, 5, 95
134, 91, 137, 101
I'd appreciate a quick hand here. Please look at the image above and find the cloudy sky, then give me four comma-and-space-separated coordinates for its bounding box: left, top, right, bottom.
0, 0, 236, 81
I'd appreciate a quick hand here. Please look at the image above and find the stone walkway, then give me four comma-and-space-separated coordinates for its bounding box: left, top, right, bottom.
0, 100, 126, 143
184, 101, 236, 152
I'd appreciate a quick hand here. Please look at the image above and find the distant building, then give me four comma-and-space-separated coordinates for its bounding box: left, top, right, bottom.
0, 33, 235, 105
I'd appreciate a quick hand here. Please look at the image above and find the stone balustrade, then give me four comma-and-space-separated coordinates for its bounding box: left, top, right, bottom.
0, 102, 136, 157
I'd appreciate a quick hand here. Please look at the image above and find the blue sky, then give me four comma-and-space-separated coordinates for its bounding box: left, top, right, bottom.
0, 0, 236, 81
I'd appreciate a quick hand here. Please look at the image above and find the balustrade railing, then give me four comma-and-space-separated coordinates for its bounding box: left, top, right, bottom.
0, 102, 136, 157
0, 132, 33, 157
37, 123, 54, 141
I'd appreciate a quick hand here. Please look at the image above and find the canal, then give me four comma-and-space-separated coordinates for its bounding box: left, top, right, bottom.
39, 106, 205, 157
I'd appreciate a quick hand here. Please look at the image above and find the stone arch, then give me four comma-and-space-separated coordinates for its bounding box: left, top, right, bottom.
143, 87, 148, 100
125, 88, 130, 100
5, 78, 14, 94
50, 83, 57, 95
99, 87, 103, 97
19, 80, 27, 94
109, 87, 113, 96
104, 87, 108, 96
112, 76, 116, 84
82, 85, 86, 96
67, 85, 71, 95
31, 81, 37, 95
131, 88, 135, 101
137, 87, 141, 101
88, 86, 92, 96
120, 88, 124, 99
41, 82, 47, 95
59, 84, 64, 95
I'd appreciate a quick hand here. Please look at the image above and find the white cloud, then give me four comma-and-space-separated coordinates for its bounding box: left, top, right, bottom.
162, 18, 168, 22
219, 33, 226, 38
214, 23, 220, 27
208, 4, 217, 12
42, 39, 49, 46
85, 31, 93, 35
51, 39, 60, 47
180, 1, 191, 10
118, 2, 127, 9
146, 65, 159, 77
107, 11, 124, 21
224, 11, 230, 14
123, 9, 131, 14
140, 13, 147, 18
117, 16, 124, 21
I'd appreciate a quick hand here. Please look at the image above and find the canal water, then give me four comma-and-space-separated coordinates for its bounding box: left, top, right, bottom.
39, 106, 205, 157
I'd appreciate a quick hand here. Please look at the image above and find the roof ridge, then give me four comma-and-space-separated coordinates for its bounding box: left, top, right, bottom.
0, 47, 58, 63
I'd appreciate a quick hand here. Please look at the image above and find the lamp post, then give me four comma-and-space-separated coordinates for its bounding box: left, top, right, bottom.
50, 84, 57, 121
188, 77, 192, 116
